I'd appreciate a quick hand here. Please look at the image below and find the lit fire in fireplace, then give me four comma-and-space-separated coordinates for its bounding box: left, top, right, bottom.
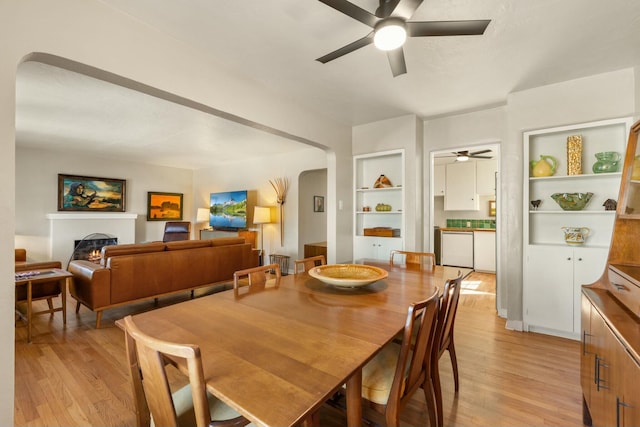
88, 249, 101, 263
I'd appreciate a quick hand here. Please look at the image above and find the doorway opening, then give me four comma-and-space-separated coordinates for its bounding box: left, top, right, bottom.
429, 142, 503, 316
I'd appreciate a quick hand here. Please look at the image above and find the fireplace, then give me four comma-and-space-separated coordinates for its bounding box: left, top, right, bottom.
72, 236, 118, 264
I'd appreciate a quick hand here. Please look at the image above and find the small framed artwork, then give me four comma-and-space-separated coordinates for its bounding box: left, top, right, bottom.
58, 174, 126, 212
314, 195, 325, 213
147, 192, 183, 221
489, 200, 496, 217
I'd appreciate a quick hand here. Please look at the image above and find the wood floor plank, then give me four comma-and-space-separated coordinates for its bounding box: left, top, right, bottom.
14, 272, 583, 426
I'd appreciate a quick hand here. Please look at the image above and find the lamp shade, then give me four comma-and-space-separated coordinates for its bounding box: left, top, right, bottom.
253, 206, 271, 224
196, 208, 209, 223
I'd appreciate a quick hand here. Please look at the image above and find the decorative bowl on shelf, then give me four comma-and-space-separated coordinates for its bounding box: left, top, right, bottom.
308, 264, 388, 288
550, 192, 594, 210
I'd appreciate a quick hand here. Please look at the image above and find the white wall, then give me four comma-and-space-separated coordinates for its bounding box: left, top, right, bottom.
0, 2, 352, 423
423, 68, 638, 328
15, 146, 194, 260
353, 114, 424, 251
298, 169, 328, 259
193, 147, 327, 264
503, 68, 637, 329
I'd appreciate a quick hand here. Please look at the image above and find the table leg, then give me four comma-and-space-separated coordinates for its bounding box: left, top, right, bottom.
345, 369, 362, 427
62, 278, 68, 325
27, 280, 33, 343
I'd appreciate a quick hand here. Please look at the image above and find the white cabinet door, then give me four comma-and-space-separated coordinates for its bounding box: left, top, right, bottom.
525, 245, 609, 336
444, 162, 478, 211
441, 232, 474, 268
524, 245, 574, 333
476, 159, 497, 195
354, 236, 402, 261
473, 231, 496, 272
572, 246, 608, 335
434, 164, 445, 196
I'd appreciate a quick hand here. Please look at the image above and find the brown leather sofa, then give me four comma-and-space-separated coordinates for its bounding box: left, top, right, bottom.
67, 237, 259, 328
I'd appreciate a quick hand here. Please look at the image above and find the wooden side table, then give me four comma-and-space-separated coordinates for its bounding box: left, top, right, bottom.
15, 268, 72, 343
304, 241, 327, 259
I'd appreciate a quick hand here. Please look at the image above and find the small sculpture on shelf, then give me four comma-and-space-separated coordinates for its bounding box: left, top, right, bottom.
373, 174, 392, 188
603, 199, 617, 211
530, 199, 541, 210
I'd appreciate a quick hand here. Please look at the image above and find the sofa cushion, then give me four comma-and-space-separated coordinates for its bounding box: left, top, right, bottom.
101, 242, 166, 266
165, 240, 212, 251
209, 237, 245, 247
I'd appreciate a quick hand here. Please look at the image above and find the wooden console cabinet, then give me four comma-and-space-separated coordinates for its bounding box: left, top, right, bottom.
581, 120, 640, 426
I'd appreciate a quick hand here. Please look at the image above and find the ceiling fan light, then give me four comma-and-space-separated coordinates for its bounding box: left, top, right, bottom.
374, 21, 407, 51
456, 155, 469, 162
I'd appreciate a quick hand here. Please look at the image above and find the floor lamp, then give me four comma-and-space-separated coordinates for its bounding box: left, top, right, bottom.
253, 206, 271, 265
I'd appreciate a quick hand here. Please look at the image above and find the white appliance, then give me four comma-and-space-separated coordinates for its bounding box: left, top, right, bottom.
441, 231, 474, 268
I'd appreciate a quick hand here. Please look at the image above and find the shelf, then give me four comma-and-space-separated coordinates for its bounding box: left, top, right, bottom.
527, 242, 611, 250
356, 187, 402, 192
356, 211, 402, 214
529, 210, 616, 214
529, 172, 621, 181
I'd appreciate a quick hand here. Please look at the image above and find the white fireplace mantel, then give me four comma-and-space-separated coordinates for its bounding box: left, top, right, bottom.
47, 212, 138, 265
46, 213, 138, 220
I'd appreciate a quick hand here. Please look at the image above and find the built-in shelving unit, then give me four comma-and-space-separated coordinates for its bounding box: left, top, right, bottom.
353, 149, 405, 261
522, 117, 633, 338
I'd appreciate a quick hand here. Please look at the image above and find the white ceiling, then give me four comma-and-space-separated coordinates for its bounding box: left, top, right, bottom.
15, 0, 640, 169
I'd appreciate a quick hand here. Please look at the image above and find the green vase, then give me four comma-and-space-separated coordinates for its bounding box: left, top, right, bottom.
592, 151, 620, 173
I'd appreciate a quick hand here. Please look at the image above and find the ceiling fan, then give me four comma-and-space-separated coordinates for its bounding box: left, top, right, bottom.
443, 149, 493, 161
316, 0, 491, 77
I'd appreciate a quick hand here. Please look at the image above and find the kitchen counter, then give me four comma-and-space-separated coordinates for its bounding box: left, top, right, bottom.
440, 227, 495, 232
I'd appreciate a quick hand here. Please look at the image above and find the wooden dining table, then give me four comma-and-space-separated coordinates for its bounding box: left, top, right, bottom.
121, 261, 466, 427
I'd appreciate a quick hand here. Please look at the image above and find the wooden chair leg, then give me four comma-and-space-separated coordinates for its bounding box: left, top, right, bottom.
448, 341, 460, 392
75, 301, 81, 313
46, 298, 54, 311
423, 376, 438, 427
432, 359, 444, 427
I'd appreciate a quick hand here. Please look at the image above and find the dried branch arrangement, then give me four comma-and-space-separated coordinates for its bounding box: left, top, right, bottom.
269, 177, 289, 246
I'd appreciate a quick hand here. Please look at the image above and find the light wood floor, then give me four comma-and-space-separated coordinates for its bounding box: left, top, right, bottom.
14, 272, 583, 426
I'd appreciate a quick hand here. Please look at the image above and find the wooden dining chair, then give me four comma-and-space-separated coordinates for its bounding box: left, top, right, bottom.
351, 290, 440, 427
233, 263, 281, 290
431, 273, 463, 427
389, 250, 436, 271
293, 255, 326, 274
123, 315, 249, 427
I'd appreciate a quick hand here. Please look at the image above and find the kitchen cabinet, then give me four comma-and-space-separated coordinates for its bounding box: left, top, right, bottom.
476, 159, 497, 195
441, 231, 473, 268
353, 150, 404, 261
524, 244, 607, 337
434, 164, 445, 196
523, 117, 632, 338
473, 231, 495, 272
444, 161, 478, 211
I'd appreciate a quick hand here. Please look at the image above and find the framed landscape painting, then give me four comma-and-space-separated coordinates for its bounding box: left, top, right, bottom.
58, 174, 126, 212
147, 192, 183, 221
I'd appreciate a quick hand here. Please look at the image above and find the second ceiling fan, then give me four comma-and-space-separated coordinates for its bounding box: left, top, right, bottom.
316, 0, 491, 77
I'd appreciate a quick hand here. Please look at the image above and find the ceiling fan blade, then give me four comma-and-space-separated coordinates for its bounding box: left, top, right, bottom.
470, 155, 493, 159
318, 0, 380, 28
316, 32, 374, 63
470, 149, 492, 155
407, 20, 491, 37
387, 48, 407, 77
389, 0, 424, 19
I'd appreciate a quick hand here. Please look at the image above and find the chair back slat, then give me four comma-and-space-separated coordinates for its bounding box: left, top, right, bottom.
389, 250, 436, 271
293, 255, 326, 274
123, 315, 211, 427
385, 290, 440, 423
